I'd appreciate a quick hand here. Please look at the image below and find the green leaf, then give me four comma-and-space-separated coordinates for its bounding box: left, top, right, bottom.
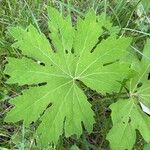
107, 39, 150, 150
107, 99, 150, 150
70, 145, 80, 150
141, 0, 150, 11
4, 7, 131, 147
128, 39, 150, 107
144, 143, 150, 150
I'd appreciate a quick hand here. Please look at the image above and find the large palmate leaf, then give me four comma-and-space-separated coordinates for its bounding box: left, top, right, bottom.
107, 40, 150, 150
4, 7, 131, 146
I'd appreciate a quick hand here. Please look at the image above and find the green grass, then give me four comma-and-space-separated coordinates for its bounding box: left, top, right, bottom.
0, 0, 150, 149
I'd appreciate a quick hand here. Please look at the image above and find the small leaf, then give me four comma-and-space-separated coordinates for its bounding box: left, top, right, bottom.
107, 39, 150, 150
107, 99, 150, 150
128, 39, 150, 107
